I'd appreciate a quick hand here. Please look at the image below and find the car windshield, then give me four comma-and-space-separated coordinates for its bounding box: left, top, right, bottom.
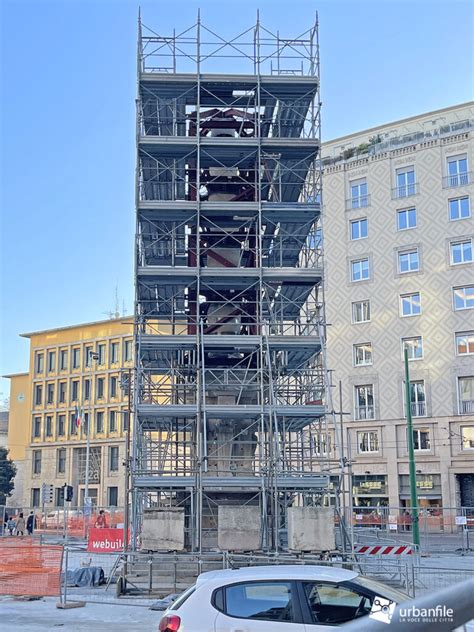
350, 576, 409, 602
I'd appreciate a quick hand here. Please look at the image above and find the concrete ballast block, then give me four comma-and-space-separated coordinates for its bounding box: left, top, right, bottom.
218, 505, 260, 551
141, 508, 185, 551
287, 507, 335, 552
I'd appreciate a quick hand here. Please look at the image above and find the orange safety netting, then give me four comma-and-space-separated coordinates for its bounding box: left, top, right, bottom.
0, 540, 63, 596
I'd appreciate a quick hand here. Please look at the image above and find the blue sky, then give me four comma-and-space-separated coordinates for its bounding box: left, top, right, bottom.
1, 0, 473, 400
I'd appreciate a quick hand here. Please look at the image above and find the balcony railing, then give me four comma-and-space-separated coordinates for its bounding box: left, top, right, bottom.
443, 172, 471, 188
391, 183, 419, 199
460, 400, 474, 414
411, 402, 426, 417
355, 406, 374, 420
345, 194, 371, 210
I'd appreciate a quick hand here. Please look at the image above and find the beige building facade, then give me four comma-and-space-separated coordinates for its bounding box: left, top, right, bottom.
322, 102, 474, 509
5, 318, 133, 509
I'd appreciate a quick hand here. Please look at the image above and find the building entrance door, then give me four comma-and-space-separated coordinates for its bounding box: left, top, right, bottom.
458, 474, 474, 507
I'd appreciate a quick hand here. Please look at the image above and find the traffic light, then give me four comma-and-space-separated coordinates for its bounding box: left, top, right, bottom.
58, 486, 65, 504
41, 483, 54, 504
65, 485, 74, 502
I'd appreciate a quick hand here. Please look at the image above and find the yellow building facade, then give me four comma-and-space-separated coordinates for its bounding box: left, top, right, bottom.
6, 317, 133, 509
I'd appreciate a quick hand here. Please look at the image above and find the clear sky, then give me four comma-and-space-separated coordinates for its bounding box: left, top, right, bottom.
1, 0, 473, 401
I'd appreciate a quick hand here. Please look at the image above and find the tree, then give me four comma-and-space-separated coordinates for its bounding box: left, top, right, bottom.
0, 448, 16, 505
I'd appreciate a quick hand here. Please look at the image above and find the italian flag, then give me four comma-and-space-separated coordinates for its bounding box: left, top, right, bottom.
75, 405, 84, 428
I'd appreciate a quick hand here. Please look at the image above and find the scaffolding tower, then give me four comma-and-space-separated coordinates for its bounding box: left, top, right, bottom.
132, 12, 337, 552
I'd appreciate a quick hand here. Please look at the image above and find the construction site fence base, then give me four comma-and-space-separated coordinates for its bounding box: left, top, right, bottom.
53, 546, 474, 606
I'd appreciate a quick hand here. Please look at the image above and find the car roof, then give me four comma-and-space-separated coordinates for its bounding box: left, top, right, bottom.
197, 565, 358, 586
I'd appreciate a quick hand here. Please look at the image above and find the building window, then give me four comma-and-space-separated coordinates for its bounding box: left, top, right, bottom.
32, 450, 42, 475
350, 179, 369, 208
71, 380, 79, 402
34, 384, 43, 406
109, 410, 117, 433
45, 415, 53, 437
31, 488, 40, 508
82, 412, 89, 435
449, 196, 470, 221
58, 382, 66, 403
398, 248, 419, 273
110, 376, 118, 398
96, 411, 104, 433
354, 385, 374, 420
352, 300, 370, 323
397, 208, 417, 231
85, 345, 93, 367
353, 343, 372, 366
97, 377, 104, 399
395, 167, 416, 198
57, 448, 66, 475
59, 349, 68, 371
353, 474, 387, 496
122, 411, 129, 432
70, 413, 78, 436
446, 155, 469, 187
72, 348, 80, 369
450, 239, 473, 265
402, 336, 423, 361
459, 377, 474, 415
313, 433, 331, 456
453, 286, 474, 310
456, 331, 474, 356
399, 474, 441, 496
98, 344, 106, 366
109, 446, 119, 472
350, 218, 368, 240
406, 380, 426, 417
351, 258, 369, 282
47, 350, 56, 373
35, 352, 44, 374
84, 378, 91, 401
124, 339, 133, 362
108, 486, 119, 506
412, 428, 430, 451
33, 416, 41, 439
358, 431, 379, 453
110, 342, 119, 364
47, 383, 55, 404
57, 414, 65, 437
461, 427, 474, 450
400, 292, 421, 317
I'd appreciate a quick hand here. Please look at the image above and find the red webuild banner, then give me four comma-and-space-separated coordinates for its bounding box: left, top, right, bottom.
87, 528, 129, 553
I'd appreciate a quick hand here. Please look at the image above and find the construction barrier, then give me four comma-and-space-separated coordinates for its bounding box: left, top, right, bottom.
354, 544, 414, 556
87, 528, 129, 553
0, 540, 63, 597
2, 506, 125, 538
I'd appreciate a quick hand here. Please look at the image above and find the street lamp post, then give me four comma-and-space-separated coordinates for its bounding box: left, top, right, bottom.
85, 349, 99, 533
404, 347, 420, 548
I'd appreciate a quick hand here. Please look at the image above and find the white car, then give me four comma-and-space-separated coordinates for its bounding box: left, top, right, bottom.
158, 564, 409, 631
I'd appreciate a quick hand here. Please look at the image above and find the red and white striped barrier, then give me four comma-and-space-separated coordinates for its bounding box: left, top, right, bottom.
355, 545, 414, 556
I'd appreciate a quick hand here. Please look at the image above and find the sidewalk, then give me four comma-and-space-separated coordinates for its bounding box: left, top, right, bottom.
0, 596, 160, 631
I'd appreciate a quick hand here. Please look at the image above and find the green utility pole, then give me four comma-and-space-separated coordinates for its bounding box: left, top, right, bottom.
404, 348, 420, 547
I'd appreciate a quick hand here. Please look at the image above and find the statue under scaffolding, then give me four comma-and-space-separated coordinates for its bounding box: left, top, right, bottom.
132, 11, 344, 552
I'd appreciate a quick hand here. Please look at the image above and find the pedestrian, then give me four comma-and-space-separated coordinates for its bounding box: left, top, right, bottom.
26, 511, 35, 536
7, 517, 16, 536
94, 510, 108, 529
15, 512, 26, 536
